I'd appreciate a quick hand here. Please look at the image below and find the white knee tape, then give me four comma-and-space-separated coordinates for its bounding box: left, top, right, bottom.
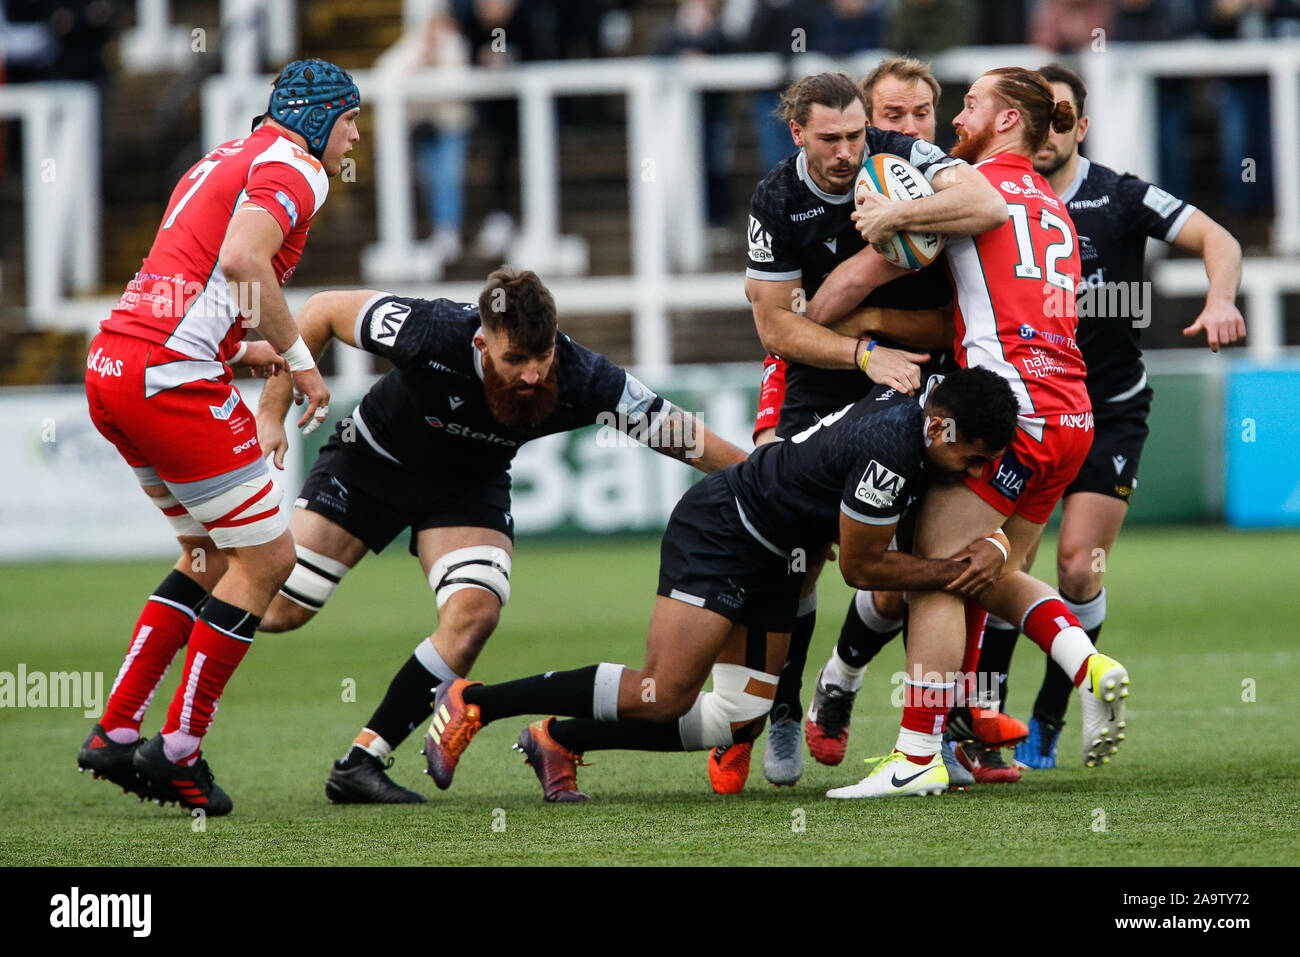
280, 545, 350, 611
188, 479, 287, 548
677, 664, 779, 751
711, 663, 778, 725
677, 693, 733, 751
428, 545, 511, 609
151, 491, 207, 538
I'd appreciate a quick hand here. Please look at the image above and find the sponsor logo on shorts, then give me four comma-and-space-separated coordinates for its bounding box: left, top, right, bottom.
209, 390, 240, 420
86, 348, 123, 378
1059, 411, 1095, 430
369, 300, 411, 347
854, 459, 904, 509
989, 449, 1030, 501
1114, 485, 1132, 500
1112, 453, 1128, 475
232, 437, 259, 453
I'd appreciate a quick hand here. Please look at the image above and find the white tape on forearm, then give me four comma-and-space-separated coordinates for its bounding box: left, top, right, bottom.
281, 336, 315, 372
984, 536, 1009, 562
229, 341, 248, 363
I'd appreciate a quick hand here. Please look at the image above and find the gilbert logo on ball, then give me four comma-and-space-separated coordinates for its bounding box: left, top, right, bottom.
855, 154, 945, 270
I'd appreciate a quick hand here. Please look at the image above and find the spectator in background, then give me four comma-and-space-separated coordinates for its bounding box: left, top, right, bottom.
974, 0, 1032, 45
744, 0, 804, 174
886, 0, 976, 55
1113, 0, 1199, 203
376, 7, 473, 275
660, 0, 736, 240
813, 0, 887, 54
452, 0, 536, 260
1029, 0, 1115, 51
1197, 0, 1300, 216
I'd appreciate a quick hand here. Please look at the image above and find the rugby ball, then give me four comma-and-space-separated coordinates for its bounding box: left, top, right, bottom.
855, 154, 945, 270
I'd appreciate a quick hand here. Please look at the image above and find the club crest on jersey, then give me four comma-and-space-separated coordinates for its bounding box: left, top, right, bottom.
990, 449, 1030, 501
370, 300, 411, 346
854, 459, 904, 509
209, 390, 240, 420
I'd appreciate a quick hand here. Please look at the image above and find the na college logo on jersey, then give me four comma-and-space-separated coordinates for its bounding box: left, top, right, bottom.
854, 459, 904, 509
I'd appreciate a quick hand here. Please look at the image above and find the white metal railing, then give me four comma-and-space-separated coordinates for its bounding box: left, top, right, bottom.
15, 40, 1300, 369
195, 42, 1300, 372
121, 0, 295, 74
0, 83, 101, 320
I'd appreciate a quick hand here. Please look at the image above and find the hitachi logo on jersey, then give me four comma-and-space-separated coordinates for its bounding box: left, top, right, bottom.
790, 205, 825, 222
1070, 195, 1110, 210
854, 460, 904, 509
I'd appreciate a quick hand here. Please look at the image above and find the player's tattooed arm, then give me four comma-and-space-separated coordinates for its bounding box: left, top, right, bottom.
837, 512, 968, 591
1171, 210, 1246, 352
640, 404, 747, 472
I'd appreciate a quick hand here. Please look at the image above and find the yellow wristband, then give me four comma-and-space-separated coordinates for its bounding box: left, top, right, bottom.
858, 339, 875, 374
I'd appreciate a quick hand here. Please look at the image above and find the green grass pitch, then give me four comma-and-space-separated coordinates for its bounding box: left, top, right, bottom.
2, 526, 1298, 866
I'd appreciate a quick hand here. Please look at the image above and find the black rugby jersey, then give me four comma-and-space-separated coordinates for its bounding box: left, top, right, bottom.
724, 386, 927, 554
343, 293, 667, 478
1058, 156, 1196, 404
745, 130, 961, 433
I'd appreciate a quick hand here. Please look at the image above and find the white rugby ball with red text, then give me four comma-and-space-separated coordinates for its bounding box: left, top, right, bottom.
855, 153, 945, 270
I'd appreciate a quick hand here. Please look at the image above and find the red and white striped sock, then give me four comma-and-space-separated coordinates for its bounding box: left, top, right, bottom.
161, 599, 257, 764
102, 572, 207, 742
896, 677, 956, 763
1022, 597, 1095, 686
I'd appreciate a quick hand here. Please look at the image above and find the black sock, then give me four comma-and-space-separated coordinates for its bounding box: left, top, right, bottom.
835, 595, 902, 669
976, 623, 1020, 710
358, 654, 444, 754
549, 717, 685, 753
200, 597, 259, 640
464, 664, 601, 726
770, 607, 816, 722
154, 569, 208, 611
1034, 623, 1103, 725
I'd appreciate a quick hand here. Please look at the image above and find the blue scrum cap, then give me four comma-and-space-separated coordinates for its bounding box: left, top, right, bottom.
265, 59, 360, 160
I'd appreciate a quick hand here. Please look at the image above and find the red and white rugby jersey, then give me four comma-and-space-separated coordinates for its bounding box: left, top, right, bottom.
945, 152, 1090, 439
103, 125, 329, 362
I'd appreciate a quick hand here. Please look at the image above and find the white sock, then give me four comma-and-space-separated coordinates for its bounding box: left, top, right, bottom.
823, 648, 866, 692
355, 731, 393, 761
1051, 627, 1097, 685
414, 637, 462, 684
895, 727, 941, 759
162, 730, 201, 765
105, 727, 140, 745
